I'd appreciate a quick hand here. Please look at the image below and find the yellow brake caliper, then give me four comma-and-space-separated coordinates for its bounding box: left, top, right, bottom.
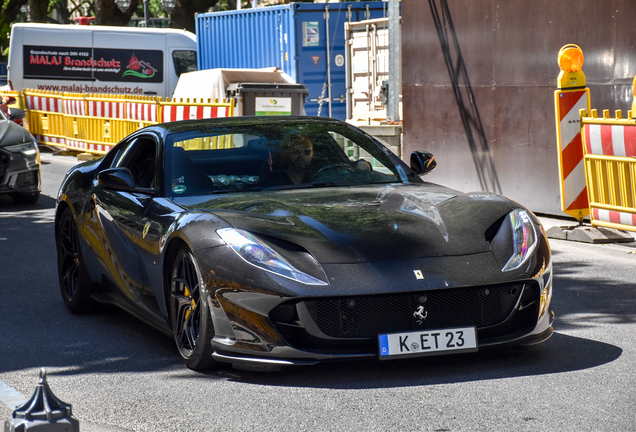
184, 286, 195, 320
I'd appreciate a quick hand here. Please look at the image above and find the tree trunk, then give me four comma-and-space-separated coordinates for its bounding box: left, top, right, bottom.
28, 0, 49, 22
95, 0, 140, 26
170, 0, 220, 33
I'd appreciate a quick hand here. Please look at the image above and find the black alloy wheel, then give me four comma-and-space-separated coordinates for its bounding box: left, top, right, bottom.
56, 208, 94, 313
169, 246, 216, 370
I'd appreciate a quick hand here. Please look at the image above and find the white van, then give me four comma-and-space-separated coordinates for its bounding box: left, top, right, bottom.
7, 23, 197, 98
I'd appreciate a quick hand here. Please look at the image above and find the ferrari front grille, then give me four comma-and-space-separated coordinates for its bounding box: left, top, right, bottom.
269, 282, 540, 353
307, 283, 528, 338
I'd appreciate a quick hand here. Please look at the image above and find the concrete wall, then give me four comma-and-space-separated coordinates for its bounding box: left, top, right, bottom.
402, 0, 636, 215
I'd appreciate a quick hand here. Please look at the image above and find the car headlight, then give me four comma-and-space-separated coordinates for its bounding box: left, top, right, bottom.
217, 228, 327, 285
502, 209, 538, 272
5, 141, 38, 156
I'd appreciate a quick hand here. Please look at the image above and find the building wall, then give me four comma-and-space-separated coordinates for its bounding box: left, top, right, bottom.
402, 0, 636, 215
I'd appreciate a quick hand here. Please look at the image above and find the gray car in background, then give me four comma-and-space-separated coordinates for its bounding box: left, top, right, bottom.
0, 103, 41, 204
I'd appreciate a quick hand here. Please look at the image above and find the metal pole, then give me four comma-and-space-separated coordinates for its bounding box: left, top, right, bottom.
143, 0, 150, 27
387, 0, 400, 122
371, 24, 376, 112
325, 6, 332, 118
345, 4, 353, 120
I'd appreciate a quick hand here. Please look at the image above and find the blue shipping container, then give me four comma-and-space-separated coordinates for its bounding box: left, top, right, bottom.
196, 2, 395, 120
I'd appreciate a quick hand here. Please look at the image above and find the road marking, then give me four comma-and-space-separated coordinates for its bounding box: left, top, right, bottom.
0, 380, 27, 410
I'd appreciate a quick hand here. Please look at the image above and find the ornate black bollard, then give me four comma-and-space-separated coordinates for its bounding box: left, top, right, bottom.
4, 368, 79, 432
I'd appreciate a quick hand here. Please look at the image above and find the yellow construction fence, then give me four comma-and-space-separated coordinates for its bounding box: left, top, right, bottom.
579, 108, 636, 232
0, 88, 235, 155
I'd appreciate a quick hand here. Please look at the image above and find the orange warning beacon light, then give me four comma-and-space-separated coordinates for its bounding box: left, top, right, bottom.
557, 44, 586, 89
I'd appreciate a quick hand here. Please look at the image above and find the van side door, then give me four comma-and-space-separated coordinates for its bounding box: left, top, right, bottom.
92, 31, 166, 96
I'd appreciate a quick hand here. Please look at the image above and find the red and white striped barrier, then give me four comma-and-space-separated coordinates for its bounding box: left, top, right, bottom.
583, 121, 636, 230
63, 98, 87, 151
86, 143, 111, 153
592, 208, 636, 227
584, 124, 636, 157
17, 90, 234, 154
24, 93, 64, 113
24, 92, 67, 146
87, 99, 126, 119
126, 102, 157, 123
33, 135, 65, 145
555, 89, 590, 219
160, 104, 230, 122
63, 98, 86, 116
65, 139, 87, 151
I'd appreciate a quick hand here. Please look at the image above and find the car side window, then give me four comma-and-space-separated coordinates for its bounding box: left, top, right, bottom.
326, 131, 394, 176
101, 141, 130, 169
115, 137, 157, 190
172, 50, 197, 77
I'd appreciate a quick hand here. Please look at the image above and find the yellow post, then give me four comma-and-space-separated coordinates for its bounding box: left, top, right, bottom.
631, 76, 636, 114
554, 44, 591, 221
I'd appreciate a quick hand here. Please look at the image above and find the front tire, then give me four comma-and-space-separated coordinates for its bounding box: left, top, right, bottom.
169, 246, 217, 371
56, 208, 95, 314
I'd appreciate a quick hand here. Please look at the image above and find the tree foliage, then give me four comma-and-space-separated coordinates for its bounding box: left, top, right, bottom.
1, 0, 29, 59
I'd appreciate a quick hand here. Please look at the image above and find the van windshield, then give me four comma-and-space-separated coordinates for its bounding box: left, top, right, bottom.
173, 50, 197, 77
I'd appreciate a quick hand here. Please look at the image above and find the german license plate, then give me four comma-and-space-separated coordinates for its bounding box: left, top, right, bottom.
378, 327, 477, 359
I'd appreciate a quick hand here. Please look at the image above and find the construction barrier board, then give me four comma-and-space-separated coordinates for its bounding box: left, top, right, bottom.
581, 115, 636, 233
14, 89, 236, 156
554, 88, 591, 220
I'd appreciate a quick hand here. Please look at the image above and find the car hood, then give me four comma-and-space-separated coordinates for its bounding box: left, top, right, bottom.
177, 183, 515, 264
0, 120, 33, 148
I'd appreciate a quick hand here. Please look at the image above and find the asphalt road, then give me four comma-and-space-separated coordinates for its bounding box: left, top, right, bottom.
0, 149, 635, 431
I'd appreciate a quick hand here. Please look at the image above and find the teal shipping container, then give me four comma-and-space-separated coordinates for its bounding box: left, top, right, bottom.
195, 2, 395, 120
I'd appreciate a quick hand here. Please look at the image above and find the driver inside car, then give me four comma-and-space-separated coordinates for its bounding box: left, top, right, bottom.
260, 131, 381, 188
283, 134, 315, 184
262, 134, 316, 186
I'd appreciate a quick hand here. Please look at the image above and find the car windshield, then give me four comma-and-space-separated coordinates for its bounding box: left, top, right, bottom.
165, 122, 410, 196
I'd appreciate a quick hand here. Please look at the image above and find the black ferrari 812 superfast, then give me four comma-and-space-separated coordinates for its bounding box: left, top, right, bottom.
55, 116, 553, 371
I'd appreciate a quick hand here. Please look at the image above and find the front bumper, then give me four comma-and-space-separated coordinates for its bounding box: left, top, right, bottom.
0, 148, 41, 194
196, 228, 554, 367
207, 273, 554, 367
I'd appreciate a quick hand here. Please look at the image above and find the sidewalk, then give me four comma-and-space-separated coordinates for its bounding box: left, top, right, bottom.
538, 214, 636, 249
537, 215, 580, 231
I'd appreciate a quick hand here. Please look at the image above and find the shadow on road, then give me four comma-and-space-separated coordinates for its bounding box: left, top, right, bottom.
0, 193, 57, 210
0, 206, 183, 377
203, 332, 620, 389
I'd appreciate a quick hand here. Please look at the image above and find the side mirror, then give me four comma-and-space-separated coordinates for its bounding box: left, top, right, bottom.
410, 151, 437, 176
98, 168, 136, 190
8, 108, 26, 121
